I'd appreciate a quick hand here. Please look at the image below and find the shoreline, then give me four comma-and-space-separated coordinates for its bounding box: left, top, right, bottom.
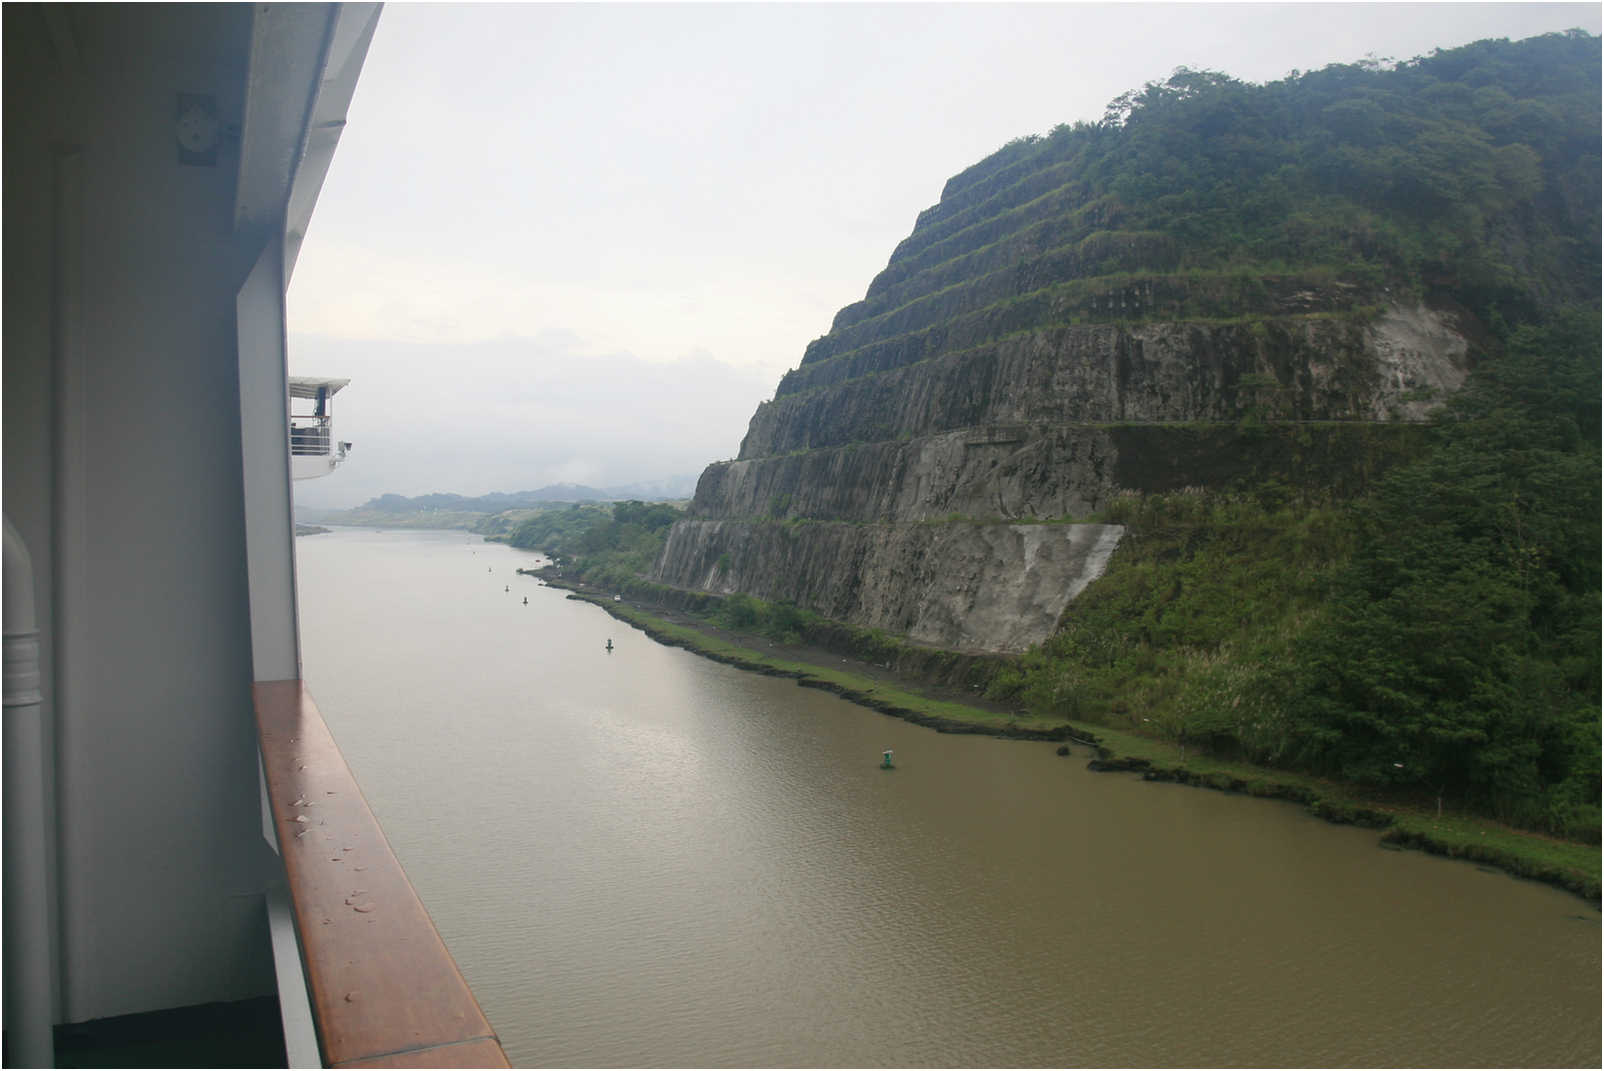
543, 576, 1600, 904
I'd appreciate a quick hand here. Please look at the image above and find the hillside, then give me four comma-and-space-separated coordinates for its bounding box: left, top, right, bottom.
657, 32, 1597, 654
642, 32, 1599, 834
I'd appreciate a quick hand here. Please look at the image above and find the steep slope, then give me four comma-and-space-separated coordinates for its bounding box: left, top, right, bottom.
655, 32, 1600, 654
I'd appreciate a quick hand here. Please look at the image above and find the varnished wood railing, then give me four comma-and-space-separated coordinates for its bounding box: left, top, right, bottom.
255, 680, 510, 1068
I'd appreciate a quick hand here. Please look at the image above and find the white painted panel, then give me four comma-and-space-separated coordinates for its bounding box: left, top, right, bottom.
20, 5, 278, 1022
238, 241, 303, 683
4, 2, 375, 1026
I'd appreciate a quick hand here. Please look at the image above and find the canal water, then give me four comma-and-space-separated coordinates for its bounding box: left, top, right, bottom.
297, 527, 1600, 1067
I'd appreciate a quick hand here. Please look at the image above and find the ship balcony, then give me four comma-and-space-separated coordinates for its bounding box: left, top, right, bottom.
289, 376, 352, 481
290, 418, 351, 480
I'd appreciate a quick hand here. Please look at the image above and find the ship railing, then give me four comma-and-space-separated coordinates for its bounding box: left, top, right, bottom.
254, 680, 509, 1068
290, 421, 333, 457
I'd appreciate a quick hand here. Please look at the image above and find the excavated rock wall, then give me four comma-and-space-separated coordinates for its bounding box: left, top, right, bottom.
654, 302, 1465, 654
743, 304, 1468, 459
652, 126, 1475, 653
654, 419, 1430, 652
684, 421, 1431, 527
687, 426, 1119, 523
654, 519, 1124, 654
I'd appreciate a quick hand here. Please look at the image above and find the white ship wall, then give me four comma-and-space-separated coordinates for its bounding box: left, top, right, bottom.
4, 5, 292, 1023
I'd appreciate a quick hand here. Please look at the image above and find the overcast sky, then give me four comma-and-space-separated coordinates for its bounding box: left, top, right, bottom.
287, 1, 1600, 508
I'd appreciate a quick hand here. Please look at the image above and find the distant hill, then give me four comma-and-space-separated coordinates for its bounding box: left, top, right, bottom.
352, 477, 697, 515
296, 477, 699, 532
604, 476, 702, 501
356, 486, 608, 513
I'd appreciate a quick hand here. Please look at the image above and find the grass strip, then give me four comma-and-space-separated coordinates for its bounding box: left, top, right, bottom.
574, 590, 1081, 741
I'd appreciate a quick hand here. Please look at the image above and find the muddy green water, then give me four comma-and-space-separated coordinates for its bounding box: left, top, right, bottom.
297, 528, 1600, 1067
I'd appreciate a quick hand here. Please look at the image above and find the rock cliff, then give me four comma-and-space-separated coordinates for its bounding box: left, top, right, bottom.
654, 286, 1468, 653
654, 247, 1472, 658
654, 36, 1594, 653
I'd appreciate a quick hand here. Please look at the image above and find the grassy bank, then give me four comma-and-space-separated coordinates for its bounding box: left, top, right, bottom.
565, 586, 1079, 741
554, 581, 1600, 903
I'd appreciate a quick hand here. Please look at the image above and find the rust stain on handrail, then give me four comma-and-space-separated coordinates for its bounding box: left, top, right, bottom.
255, 680, 510, 1068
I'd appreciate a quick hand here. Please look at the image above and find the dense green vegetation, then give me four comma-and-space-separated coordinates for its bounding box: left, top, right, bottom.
1293, 312, 1599, 832
709, 594, 817, 643
794, 31, 1598, 400
506, 503, 613, 555
941, 32, 1596, 320
990, 313, 1600, 837
509, 500, 685, 590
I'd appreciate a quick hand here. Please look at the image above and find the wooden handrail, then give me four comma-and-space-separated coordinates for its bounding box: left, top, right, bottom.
254, 680, 510, 1068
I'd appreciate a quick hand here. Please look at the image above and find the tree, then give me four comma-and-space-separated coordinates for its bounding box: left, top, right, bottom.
1291, 312, 1600, 829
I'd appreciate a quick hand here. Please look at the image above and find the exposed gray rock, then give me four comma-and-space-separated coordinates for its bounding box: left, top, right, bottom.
658, 299, 1466, 653
653, 519, 1124, 653
1361, 303, 1471, 419
743, 302, 1470, 459
654, 121, 1477, 669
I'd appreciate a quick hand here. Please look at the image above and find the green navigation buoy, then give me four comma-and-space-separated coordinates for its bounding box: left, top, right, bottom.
881, 749, 894, 769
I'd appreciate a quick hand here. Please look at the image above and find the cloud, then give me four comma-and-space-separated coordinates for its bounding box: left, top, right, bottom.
287, 331, 772, 508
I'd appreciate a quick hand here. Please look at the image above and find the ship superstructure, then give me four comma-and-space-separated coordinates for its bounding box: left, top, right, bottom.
2, 5, 505, 1065
289, 376, 353, 481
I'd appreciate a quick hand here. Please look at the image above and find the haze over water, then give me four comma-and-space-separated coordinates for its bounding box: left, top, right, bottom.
298, 528, 1600, 1067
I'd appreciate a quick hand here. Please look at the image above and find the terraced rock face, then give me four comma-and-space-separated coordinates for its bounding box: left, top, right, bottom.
657, 519, 1125, 654
654, 140, 1473, 653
